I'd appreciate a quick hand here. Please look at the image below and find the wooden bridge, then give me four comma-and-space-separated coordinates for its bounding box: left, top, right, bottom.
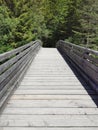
0, 40, 98, 130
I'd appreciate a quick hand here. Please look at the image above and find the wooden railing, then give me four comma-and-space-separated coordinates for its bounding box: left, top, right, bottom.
57, 40, 98, 92
0, 40, 41, 108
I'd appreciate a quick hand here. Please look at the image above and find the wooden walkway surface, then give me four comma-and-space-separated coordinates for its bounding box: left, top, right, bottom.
0, 48, 98, 130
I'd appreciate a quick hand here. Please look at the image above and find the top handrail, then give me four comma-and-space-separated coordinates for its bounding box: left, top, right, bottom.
0, 40, 42, 62
57, 40, 98, 56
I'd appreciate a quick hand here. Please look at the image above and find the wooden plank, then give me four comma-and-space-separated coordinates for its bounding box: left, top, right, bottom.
14, 89, 96, 95
22, 76, 80, 79
57, 40, 98, 90
0, 115, 98, 127
0, 49, 33, 92
0, 46, 32, 75
81, 62, 98, 84
10, 94, 98, 100
58, 40, 98, 56
23, 78, 82, 83
0, 52, 33, 107
21, 79, 81, 82
84, 53, 98, 64
2, 107, 98, 115
17, 85, 91, 90
0, 41, 34, 62
0, 44, 39, 98
20, 81, 86, 86
69, 53, 98, 84
23, 76, 78, 79
0, 49, 32, 85
7, 99, 97, 108
0, 42, 41, 108
64, 53, 98, 93
0, 42, 40, 88
0, 127, 98, 130
0, 40, 41, 62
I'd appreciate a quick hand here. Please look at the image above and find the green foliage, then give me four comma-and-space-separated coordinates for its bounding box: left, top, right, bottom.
0, 5, 18, 50
0, 44, 13, 53
71, 0, 98, 49
0, 0, 98, 53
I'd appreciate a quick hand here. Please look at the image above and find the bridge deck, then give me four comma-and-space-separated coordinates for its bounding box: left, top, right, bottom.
0, 48, 98, 130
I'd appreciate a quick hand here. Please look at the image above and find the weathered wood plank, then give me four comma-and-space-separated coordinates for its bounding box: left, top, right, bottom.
17, 85, 91, 90
0, 46, 32, 74
0, 40, 41, 62
0, 51, 34, 107
14, 89, 96, 95
0, 46, 41, 107
0, 127, 98, 130
0, 41, 34, 62
84, 53, 98, 64
20, 81, 86, 86
2, 107, 98, 115
57, 40, 98, 55
7, 99, 97, 108
0, 115, 98, 127
23, 76, 78, 79
0, 40, 41, 108
57, 40, 98, 91
10, 94, 98, 100
0, 43, 40, 86
0, 49, 32, 85
0, 52, 32, 93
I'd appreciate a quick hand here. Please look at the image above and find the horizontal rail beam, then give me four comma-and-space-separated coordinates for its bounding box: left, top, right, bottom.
0, 40, 41, 108
57, 40, 98, 92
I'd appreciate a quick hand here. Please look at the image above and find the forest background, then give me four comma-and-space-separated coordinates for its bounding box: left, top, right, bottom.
0, 0, 98, 53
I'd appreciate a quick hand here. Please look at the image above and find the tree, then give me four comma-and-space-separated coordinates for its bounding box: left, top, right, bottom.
76, 0, 98, 49
0, 0, 98, 52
